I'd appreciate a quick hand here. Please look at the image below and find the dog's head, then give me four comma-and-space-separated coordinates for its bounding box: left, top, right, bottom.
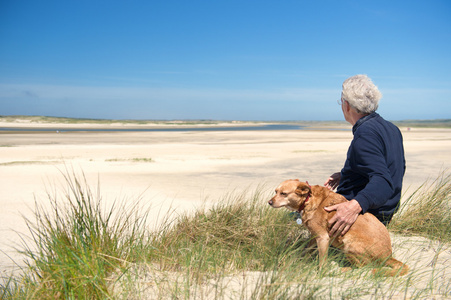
268, 179, 312, 211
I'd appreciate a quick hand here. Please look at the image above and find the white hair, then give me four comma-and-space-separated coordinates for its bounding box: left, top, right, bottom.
342, 74, 382, 114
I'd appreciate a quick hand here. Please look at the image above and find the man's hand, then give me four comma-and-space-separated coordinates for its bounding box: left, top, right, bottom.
324, 200, 362, 236
324, 172, 341, 190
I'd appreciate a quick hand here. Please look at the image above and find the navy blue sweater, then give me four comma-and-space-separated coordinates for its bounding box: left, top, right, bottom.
337, 113, 406, 223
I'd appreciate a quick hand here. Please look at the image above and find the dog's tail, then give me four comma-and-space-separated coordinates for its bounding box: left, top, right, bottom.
374, 257, 409, 276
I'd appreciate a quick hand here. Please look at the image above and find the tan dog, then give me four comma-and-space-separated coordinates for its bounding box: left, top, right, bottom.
268, 179, 408, 276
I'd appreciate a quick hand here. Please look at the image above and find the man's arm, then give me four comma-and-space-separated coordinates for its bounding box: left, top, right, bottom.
350, 134, 394, 214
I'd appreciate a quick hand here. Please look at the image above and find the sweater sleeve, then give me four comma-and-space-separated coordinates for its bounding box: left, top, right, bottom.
350, 131, 394, 214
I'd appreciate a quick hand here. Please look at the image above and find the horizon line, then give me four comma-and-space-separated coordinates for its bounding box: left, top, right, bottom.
1, 115, 451, 124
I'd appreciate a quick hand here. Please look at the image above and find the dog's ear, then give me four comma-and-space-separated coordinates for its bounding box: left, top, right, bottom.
295, 182, 311, 198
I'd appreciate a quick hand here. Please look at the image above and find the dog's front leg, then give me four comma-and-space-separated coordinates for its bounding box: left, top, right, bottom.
316, 235, 330, 268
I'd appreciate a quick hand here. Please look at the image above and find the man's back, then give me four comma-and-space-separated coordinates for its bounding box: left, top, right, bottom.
338, 112, 406, 224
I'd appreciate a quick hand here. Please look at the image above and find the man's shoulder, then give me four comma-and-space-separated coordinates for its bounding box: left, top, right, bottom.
353, 114, 403, 147
373, 114, 403, 136
357, 113, 399, 134
354, 115, 380, 136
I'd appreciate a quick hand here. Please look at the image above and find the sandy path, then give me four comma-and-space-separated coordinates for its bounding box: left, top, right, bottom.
1, 126, 450, 281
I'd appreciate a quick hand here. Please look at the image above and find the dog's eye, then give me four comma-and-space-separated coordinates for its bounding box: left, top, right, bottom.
280, 192, 287, 196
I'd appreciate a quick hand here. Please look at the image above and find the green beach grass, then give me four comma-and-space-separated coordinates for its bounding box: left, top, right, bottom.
389, 171, 451, 241
1, 170, 450, 299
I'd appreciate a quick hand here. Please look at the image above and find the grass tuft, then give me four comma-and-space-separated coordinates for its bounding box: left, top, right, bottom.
5, 169, 148, 298
390, 171, 451, 242
146, 190, 309, 277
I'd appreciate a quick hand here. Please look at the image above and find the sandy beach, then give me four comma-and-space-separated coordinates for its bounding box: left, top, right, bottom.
1, 122, 450, 292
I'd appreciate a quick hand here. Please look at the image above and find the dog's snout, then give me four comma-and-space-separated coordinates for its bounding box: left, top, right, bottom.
268, 199, 273, 206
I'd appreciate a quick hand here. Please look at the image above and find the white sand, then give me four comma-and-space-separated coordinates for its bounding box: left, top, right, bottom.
1, 124, 450, 291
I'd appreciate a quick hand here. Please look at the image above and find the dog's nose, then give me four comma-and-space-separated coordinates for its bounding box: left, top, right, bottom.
268, 200, 273, 206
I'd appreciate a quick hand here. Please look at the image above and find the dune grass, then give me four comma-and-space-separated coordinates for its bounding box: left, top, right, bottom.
1, 170, 450, 299
389, 171, 451, 243
2, 171, 149, 299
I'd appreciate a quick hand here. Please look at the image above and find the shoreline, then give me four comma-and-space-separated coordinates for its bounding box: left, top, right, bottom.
0, 124, 306, 133
0, 119, 349, 130
1, 118, 449, 134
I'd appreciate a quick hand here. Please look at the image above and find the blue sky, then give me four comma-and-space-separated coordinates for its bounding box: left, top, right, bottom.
1, 0, 450, 121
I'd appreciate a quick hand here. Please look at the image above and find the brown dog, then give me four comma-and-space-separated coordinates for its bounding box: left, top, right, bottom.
268, 179, 408, 276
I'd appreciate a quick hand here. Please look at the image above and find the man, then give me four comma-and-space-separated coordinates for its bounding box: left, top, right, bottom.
324, 74, 406, 236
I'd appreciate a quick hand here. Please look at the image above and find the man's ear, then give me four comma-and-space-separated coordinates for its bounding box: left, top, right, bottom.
344, 100, 357, 114
295, 182, 311, 197
344, 100, 350, 112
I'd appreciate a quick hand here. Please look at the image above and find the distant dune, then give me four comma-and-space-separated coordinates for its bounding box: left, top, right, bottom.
1, 115, 450, 128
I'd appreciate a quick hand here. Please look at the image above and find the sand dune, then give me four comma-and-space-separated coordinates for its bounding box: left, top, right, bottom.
1, 123, 450, 288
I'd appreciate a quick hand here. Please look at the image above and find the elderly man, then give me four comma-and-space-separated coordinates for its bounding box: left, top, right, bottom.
324, 74, 406, 236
